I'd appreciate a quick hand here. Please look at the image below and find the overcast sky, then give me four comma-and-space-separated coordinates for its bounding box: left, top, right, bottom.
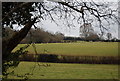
34, 1, 119, 39
36, 19, 118, 39
13, 1, 119, 39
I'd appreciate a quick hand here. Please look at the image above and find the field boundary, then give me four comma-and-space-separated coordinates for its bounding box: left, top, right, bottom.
19, 54, 120, 64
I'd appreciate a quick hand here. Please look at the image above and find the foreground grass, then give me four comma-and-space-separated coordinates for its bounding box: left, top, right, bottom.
7, 62, 118, 79
14, 42, 118, 56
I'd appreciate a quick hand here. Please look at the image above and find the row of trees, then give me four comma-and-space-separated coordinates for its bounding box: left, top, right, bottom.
3, 26, 118, 44
21, 28, 64, 43
3, 27, 64, 44
79, 23, 117, 41
64, 36, 120, 42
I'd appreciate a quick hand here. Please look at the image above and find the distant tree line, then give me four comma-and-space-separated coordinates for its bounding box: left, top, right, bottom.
3, 27, 64, 44
64, 36, 120, 42
21, 28, 65, 43
3, 27, 119, 44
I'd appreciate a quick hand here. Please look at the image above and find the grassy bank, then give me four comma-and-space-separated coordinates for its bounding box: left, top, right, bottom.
13, 42, 118, 56
7, 62, 118, 79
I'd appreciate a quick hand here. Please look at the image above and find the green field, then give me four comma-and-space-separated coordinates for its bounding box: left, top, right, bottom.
7, 62, 118, 79
14, 42, 118, 56
9, 42, 119, 79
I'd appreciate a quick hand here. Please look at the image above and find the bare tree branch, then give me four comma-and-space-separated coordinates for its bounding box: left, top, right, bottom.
2, 2, 32, 22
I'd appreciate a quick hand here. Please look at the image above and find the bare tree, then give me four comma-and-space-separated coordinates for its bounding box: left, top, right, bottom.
80, 23, 94, 38
106, 32, 112, 40
2, 1, 118, 77
80, 23, 100, 41
2, 2, 118, 50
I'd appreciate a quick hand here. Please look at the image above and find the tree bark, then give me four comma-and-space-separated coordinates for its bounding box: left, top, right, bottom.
2, 18, 37, 60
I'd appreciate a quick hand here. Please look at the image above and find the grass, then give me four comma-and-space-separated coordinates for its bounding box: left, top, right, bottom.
13, 42, 118, 56
8, 42, 119, 79
7, 61, 118, 79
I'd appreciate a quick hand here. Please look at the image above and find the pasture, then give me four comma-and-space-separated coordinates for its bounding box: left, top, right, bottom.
13, 42, 118, 56
8, 42, 119, 79
7, 62, 118, 79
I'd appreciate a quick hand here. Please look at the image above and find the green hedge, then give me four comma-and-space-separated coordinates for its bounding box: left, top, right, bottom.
19, 54, 119, 64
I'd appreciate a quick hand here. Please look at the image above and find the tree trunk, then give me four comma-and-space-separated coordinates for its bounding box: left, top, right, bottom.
2, 18, 37, 60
